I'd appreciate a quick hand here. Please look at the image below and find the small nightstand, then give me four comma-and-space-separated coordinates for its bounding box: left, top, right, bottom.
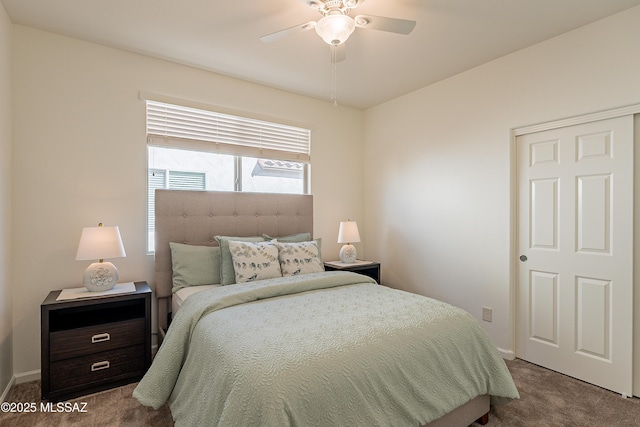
324, 260, 381, 283
41, 281, 151, 401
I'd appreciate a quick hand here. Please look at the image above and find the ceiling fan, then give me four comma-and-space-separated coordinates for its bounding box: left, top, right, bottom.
260, 0, 416, 62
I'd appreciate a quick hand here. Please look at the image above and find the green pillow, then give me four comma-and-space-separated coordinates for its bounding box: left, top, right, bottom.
215, 236, 265, 285
169, 242, 221, 292
263, 232, 311, 243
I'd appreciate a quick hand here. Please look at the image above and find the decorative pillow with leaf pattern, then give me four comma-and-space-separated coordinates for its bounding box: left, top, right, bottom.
228, 240, 282, 283
275, 240, 324, 277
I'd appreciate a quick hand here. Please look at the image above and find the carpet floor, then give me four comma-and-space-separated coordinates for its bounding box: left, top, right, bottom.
0, 358, 638, 426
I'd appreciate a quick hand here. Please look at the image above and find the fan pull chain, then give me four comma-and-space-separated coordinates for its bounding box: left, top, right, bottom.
330, 46, 338, 107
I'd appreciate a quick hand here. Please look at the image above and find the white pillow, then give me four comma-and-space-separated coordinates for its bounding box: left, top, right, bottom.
275, 240, 324, 277
228, 240, 282, 283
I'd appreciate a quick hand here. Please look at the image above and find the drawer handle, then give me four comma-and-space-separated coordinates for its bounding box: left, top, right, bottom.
91, 333, 110, 343
91, 361, 110, 372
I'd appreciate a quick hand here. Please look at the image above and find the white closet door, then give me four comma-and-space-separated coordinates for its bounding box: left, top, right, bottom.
516, 115, 633, 396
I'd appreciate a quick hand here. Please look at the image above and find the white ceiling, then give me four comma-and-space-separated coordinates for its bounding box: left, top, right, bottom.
3, 0, 640, 109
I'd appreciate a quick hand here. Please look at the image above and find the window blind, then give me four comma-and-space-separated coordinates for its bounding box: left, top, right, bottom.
168, 170, 206, 190
146, 100, 311, 162
148, 169, 205, 233
147, 169, 166, 233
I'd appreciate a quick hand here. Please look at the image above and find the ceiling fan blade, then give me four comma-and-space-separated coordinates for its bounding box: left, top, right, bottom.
260, 21, 316, 43
354, 15, 416, 35
330, 44, 346, 64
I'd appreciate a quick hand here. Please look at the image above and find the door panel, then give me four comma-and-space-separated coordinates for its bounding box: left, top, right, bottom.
575, 276, 610, 360
576, 174, 610, 254
529, 270, 558, 345
531, 178, 558, 249
517, 115, 633, 396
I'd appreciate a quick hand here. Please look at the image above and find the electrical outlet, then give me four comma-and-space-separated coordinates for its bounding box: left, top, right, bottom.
482, 307, 493, 322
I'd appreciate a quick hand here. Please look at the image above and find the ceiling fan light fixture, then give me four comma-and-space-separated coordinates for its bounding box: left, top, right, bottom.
315, 14, 356, 45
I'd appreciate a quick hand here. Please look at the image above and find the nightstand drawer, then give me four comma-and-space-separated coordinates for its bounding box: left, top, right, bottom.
50, 344, 145, 391
50, 318, 145, 362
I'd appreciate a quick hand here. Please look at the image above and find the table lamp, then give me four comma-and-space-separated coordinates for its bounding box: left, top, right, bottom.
338, 220, 360, 263
75, 223, 126, 291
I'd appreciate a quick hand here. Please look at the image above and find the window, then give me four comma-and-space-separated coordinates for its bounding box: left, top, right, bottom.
145, 97, 311, 252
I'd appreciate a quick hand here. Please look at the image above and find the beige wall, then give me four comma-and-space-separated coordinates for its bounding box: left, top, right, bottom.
363, 5, 640, 390
10, 25, 364, 375
0, 3, 13, 395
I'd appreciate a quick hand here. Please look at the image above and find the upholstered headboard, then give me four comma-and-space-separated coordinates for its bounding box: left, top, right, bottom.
154, 189, 314, 332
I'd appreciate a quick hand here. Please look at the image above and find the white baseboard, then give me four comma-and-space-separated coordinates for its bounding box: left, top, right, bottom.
0, 370, 42, 402
0, 375, 15, 402
15, 369, 40, 384
498, 347, 516, 360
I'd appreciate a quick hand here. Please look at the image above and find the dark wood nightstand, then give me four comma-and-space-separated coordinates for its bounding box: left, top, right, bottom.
41, 281, 151, 401
324, 261, 381, 283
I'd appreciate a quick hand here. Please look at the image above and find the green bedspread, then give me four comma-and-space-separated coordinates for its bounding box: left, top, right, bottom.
134, 271, 518, 426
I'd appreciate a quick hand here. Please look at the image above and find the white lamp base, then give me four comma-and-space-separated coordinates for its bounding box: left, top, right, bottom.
339, 244, 357, 263
83, 261, 119, 291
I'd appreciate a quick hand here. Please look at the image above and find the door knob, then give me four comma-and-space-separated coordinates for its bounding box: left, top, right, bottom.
520, 255, 527, 262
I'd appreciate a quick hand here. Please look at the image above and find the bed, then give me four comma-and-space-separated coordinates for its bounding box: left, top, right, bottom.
134, 190, 518, 426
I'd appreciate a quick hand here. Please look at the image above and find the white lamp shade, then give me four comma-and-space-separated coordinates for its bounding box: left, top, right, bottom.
76, 225, 126, 261
315, 14, 356, 45
338, 221, 361, 244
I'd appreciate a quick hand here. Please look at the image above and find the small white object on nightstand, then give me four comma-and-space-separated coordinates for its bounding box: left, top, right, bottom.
338, 220, 360, 263
56, 282, 137, 301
